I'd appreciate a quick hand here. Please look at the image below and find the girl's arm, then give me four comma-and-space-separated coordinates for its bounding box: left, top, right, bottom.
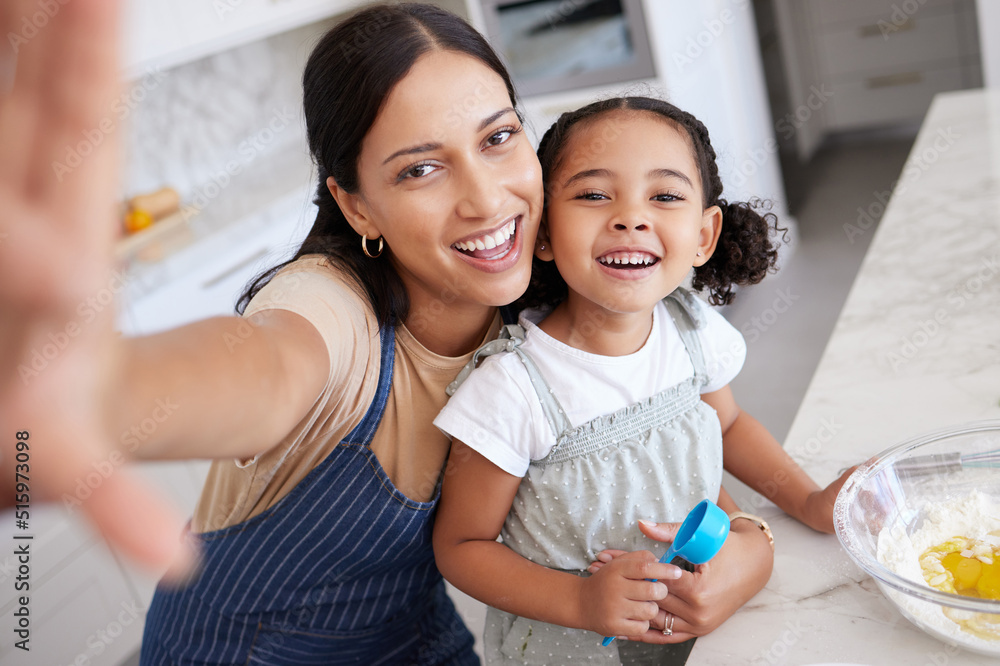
701, 385, 853, 533
433, 442, 681, 638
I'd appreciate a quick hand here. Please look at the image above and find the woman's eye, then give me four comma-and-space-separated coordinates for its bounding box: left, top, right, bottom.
486, 125, 520, 147
487, 130, 511, 146
400, 163, 437, 180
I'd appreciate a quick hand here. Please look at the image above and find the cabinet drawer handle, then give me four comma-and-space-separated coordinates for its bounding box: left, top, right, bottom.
866, 71, 923, 89
859, 19, 915, 38
202, 247, 269, 289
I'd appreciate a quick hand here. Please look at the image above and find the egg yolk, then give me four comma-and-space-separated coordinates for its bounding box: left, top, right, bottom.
921, 537, 1000, 601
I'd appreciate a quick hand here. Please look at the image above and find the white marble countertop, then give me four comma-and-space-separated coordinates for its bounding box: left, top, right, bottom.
691, 88, 1000, 665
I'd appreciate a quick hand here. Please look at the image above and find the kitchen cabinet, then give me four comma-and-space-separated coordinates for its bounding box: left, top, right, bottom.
121, 0, 366, 80
774, 0, 982, 159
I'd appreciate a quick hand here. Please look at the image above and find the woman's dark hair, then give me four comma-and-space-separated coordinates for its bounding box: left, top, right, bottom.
237, 3, 519, 325
519, 96, 786, 310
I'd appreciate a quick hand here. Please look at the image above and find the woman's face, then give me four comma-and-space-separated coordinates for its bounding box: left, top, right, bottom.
343, 50, 542, 323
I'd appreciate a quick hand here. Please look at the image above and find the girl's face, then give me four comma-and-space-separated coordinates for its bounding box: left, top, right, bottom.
540, 110, 721, 319
334, 50, 542, 323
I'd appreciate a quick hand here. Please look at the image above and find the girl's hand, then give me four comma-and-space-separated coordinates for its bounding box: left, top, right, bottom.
802, 465, 858, 534
590, 518, 773, 643
577, 550, 678, 638
0, 0, 192, 580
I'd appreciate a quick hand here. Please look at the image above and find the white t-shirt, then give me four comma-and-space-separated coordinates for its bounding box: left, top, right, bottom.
434, 297, 746, 477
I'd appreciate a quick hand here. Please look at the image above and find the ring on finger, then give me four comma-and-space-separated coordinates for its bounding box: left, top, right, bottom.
662, 613, 674, 636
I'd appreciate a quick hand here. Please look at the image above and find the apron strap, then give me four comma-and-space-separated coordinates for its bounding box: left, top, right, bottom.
446, 324, 526, 396
662, 287, 708, 382
446, 323, 572, 438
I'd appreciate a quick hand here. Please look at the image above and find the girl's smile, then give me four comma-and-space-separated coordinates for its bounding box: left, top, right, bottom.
595, 247, 662, 279
537, 109, 721, 352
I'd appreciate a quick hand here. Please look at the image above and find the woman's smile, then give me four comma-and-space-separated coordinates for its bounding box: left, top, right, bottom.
451, 214, 524, 273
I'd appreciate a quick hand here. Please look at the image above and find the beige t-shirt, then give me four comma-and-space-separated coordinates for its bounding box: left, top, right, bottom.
190, 255, 499, 533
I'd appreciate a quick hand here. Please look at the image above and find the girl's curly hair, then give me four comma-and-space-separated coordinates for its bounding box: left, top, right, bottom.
517, 96, 787, 311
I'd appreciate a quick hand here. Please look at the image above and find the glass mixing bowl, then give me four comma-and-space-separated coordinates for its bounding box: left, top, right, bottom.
834, 420, 1000, 657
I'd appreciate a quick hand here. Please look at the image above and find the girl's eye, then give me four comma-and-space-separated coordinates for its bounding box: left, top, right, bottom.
576, 190, 608, 201
485, 125, 521, 147
399, 162, 438, 181
653, 192, 685, 202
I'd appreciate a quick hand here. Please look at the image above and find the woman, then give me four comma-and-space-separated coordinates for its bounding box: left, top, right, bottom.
0, 2, 772, 664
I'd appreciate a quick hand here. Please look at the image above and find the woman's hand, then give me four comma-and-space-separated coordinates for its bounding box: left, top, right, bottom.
588, 518, 773, 643
577, 550, 679, 638
0, 0, 192, 580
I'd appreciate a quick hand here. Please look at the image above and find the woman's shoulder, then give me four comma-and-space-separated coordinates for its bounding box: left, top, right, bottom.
245, 255, 375, 325
261, 254, 367, 300
244, 254, 381, 385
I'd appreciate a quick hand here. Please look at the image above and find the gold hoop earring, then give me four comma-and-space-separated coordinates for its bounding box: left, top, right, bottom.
361, 234, 384, 259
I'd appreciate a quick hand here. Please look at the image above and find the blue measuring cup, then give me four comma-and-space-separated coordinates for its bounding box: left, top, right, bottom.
601, 499, 730, 646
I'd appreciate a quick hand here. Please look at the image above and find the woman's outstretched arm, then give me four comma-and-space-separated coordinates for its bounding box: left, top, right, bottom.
115, 311, 330, 462
0, 0, 329, 579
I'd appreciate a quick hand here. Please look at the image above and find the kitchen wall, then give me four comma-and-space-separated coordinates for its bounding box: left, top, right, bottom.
977, 0, 1000, 87
120, 21, 323, 240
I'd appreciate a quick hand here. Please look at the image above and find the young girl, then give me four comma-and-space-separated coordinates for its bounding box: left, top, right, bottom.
432, 97, 851, 664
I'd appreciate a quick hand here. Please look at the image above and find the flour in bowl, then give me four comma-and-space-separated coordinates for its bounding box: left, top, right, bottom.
877, 491, 1000, 648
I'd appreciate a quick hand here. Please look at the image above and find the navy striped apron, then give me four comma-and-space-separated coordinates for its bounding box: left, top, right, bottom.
140, 325, 478, 665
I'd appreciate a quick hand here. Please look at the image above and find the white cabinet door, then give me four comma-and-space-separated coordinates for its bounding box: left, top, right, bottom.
122, 0, 365, 80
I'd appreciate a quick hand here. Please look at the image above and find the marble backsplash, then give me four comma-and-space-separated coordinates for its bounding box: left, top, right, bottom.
119, 21, 332, 231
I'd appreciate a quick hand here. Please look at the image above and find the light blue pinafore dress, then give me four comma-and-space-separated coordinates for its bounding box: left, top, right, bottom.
453, 290, 723, 666
141, 325, 479, 665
